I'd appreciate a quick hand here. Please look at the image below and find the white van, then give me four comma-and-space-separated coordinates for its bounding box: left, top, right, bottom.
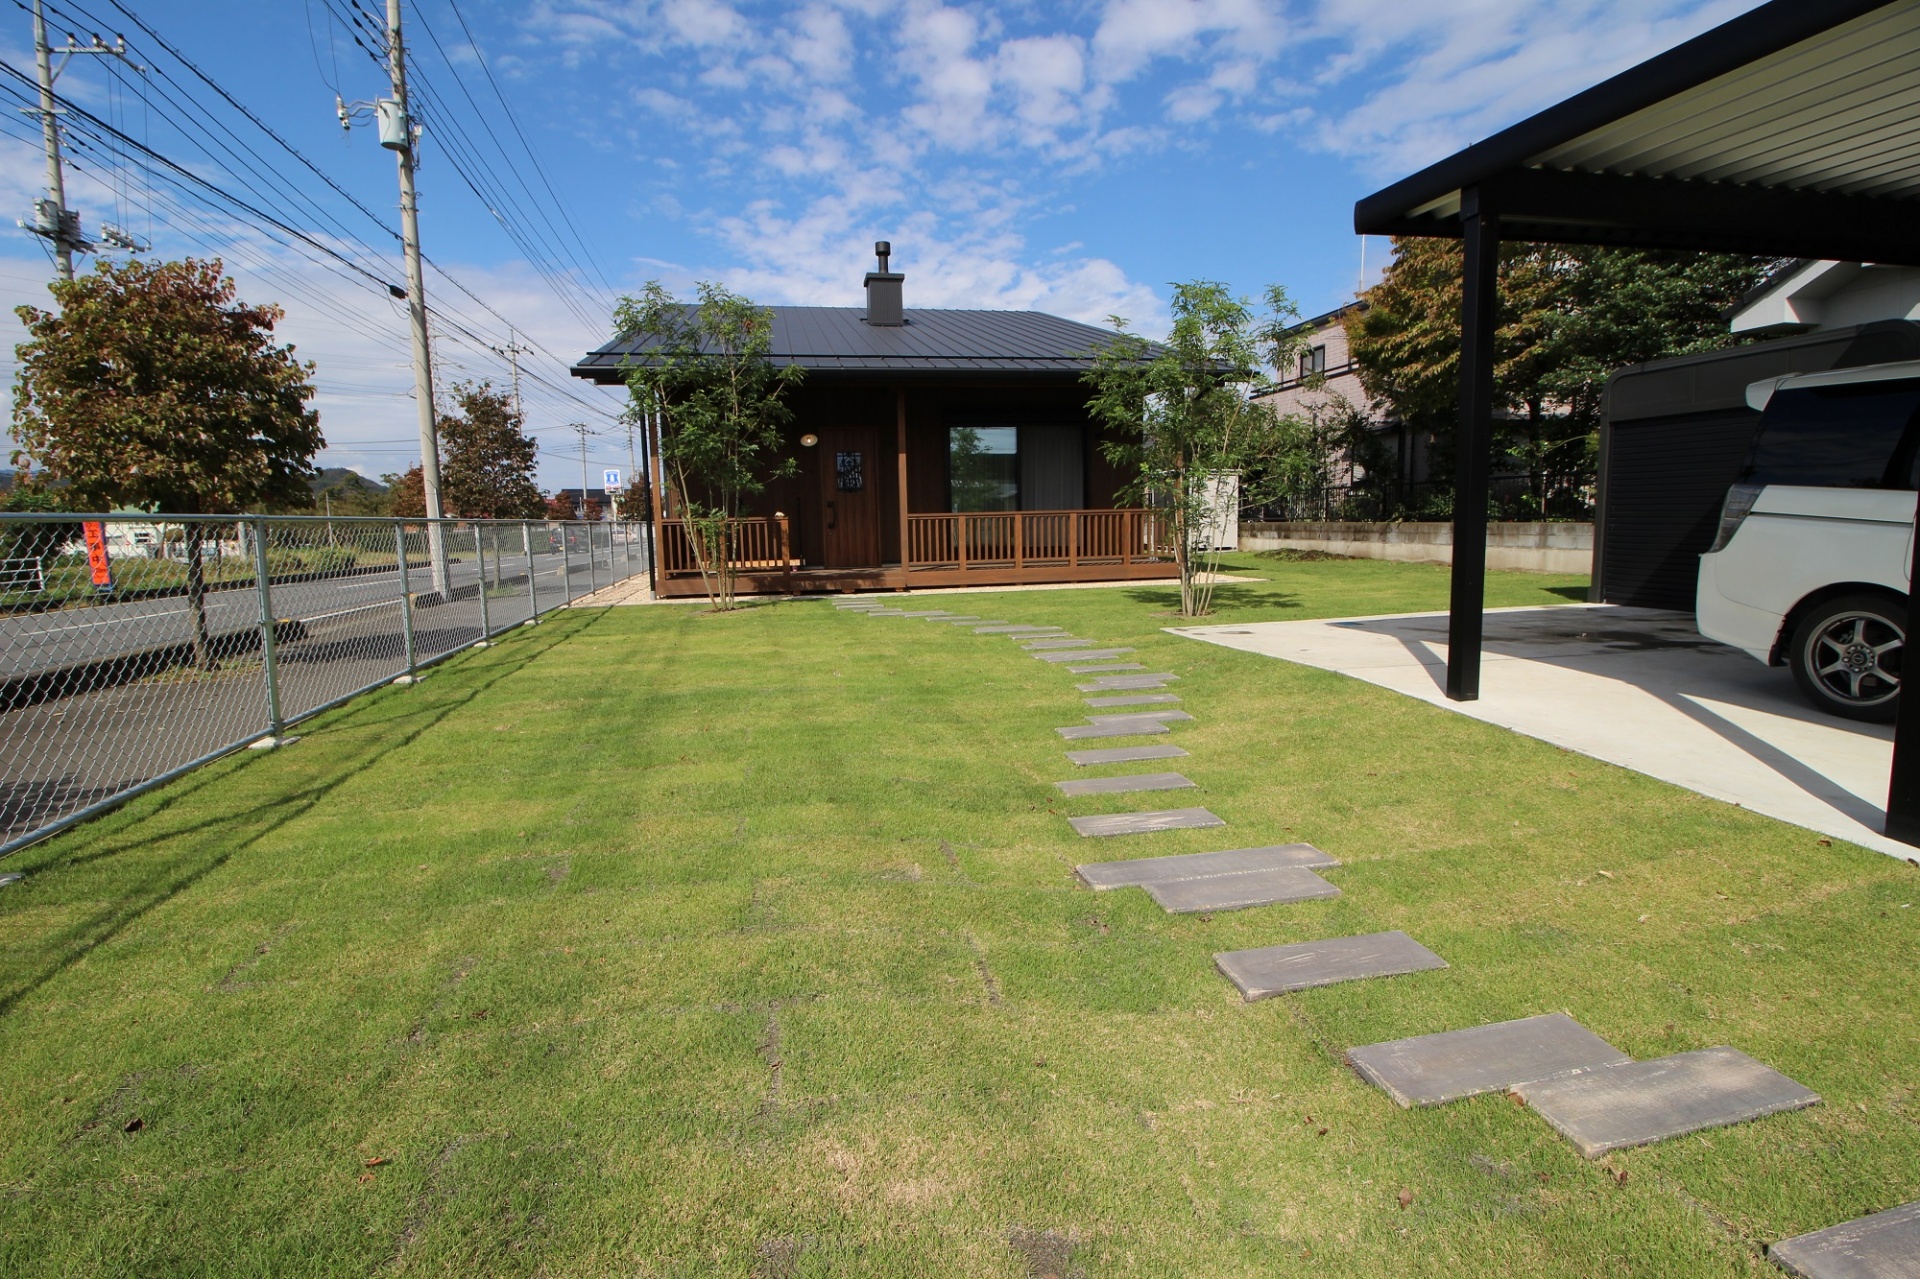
1696, 361, 1920, 722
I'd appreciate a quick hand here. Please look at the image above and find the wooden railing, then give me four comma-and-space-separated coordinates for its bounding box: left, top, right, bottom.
658, 517, 793, 576
905, 509, 1171, 571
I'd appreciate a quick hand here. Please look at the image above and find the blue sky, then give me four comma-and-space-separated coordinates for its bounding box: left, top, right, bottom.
0, 0, 1763, 490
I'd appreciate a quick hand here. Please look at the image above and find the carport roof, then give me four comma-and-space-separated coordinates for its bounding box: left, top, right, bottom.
1354, 0, 1920, 266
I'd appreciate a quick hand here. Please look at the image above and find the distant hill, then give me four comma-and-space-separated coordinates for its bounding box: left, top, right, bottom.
310, 468, 387, 494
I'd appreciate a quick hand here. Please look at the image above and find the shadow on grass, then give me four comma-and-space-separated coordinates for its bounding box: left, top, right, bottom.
0, 611, 603, 1020
1120, 583, 1301, 614
1545, 585, 1595, 602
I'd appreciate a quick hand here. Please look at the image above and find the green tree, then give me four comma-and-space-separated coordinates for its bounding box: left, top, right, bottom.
1350, 238, 1774, 517
11, 257, 320, 667
439, 381, 545, 519
613, 281, 801, 611
386, 466, 426, 519
1084, 281, 1306, 618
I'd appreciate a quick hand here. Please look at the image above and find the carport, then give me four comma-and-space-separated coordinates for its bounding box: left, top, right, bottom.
1353, 0, 1920, 842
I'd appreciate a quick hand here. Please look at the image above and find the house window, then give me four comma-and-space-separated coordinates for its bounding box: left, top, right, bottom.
949, 427, 1019, 511
1299, 344, 1327, 379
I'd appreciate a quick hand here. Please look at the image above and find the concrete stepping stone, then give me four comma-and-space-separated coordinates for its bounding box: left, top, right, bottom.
1153, 865, 1340, 915
1054, 772, 1196, 798
864, 609, 907, 616
1769, 1200, 1920, 1279
975, 624, 1059, 634
1068, 663, 1146, 673
1348, 1014, 1631, 1109
931, 615, 980, 622
957, 618, 1006, 625
1215, 929, 1440, 998
1087, 710, 1194, 725
1513, 1047, 1819, 1159
1085, 693, 1182, 708
1036, 648, 1134, 663
1078, 842, 1337, 889
1023, 637, 1100, 649
1066, 744, 1190, 766
1058, 721, 1172, 740
1068, 807, 1224, 837
1078, 673, 1178, 691
900, 610, 951, 617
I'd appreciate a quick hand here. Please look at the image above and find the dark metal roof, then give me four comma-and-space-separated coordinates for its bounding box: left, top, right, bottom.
1353, 0, 1920, 266
571, 305, 1138, 384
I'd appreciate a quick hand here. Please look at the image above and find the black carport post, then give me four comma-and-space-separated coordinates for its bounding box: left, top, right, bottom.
1887, 495, 1920, 842
1446, 190, 1500, 702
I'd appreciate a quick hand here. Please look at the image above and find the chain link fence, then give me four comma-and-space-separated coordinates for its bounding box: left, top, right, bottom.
0, 512, 650, 858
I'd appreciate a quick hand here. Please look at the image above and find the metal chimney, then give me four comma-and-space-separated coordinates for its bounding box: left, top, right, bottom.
864, 240, 904, 326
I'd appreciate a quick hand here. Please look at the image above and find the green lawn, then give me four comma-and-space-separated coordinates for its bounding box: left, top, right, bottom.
2, 555, 1915, 1277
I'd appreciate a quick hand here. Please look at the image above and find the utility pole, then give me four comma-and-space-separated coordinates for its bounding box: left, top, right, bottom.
492, 331, 528, 424
20, 6, 137, 279
341, 3, 448, 594
571, 423, 592, 519
387, 0, 448, 595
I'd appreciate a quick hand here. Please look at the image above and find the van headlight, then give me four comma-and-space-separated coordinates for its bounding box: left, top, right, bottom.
1707, 482, 1762, 553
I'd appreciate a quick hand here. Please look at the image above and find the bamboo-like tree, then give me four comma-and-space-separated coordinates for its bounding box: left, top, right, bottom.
11, 257, 320, 668
613, 281, 801, 611
1084, 281, 1304, 618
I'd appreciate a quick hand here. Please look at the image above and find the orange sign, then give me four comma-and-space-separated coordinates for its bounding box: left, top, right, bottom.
81, 521, 113, 593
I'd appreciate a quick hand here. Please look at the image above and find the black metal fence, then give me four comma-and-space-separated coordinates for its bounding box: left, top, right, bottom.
0, 513, 649, 858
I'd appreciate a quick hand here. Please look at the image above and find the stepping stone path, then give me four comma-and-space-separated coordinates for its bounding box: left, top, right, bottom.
976, 624, 1060, 634
1085, 693, 1182, 708
1079, 674, 1178, 691
1036, 648, 1135, 663
1053, 772, 1196, 798
1058, 721, 1172, 740
1068, 807, 1225, 837
1023, 637, 1102, 649
1088, 710, 1193, 725
865, 609, 908, 616
1078, 844, 1337, 889
1513, 1047, 1819, 1159
1348, 1014, 1631, 1109
1066, 744, 1190, 766
931, 614, 980, 622
1770, 1200, 1920, 1278
957, 618, 1006, 625
900, 610, 951, 617
1216, 929, 1442, 998
1068, 663, 1146, 673
1152, 865, 1340, 916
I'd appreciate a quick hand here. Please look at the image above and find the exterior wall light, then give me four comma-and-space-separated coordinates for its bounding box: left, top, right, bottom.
800, 433, 819, 447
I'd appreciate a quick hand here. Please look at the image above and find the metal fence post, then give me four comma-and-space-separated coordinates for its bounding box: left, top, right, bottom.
250, 516, 289, 745
587, 522, 600, 595
474, 524, 492, 644
561, 523, 573, 604
395, 522, 418, 678
523, 521, 539, 621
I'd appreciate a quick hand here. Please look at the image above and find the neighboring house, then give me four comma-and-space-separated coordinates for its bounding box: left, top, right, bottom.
571, 246, 1170, 597
1731, 259, 1920, 336
1250, 301, 1434, 515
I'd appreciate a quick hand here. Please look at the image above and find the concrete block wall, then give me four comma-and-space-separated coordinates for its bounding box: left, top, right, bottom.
1239, 521, 1593, 575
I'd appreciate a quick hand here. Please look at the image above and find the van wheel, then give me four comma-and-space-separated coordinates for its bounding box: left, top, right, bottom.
1788, 594, 1904, 722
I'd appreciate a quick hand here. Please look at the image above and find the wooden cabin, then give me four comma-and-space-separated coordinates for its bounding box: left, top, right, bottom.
571, 244, 1172, 597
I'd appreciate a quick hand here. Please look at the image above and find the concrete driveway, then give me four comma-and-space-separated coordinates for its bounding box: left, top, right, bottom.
1171, 604, 1914, 861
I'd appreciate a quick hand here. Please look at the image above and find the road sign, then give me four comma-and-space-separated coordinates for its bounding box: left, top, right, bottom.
602, 468, 621, 492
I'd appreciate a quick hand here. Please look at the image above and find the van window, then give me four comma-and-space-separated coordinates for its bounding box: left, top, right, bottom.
1742, 378, 1920, 489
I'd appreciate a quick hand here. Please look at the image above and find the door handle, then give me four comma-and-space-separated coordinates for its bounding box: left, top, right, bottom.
826, 500, 837, 531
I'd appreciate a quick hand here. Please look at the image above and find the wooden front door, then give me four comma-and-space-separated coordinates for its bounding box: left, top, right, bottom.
819, 426, 883, 567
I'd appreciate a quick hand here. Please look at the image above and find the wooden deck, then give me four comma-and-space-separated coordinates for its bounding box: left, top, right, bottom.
654, 510, 1177, 597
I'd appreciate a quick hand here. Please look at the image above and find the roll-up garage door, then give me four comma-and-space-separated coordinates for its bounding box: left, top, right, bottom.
1599, 412, 1761, 609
